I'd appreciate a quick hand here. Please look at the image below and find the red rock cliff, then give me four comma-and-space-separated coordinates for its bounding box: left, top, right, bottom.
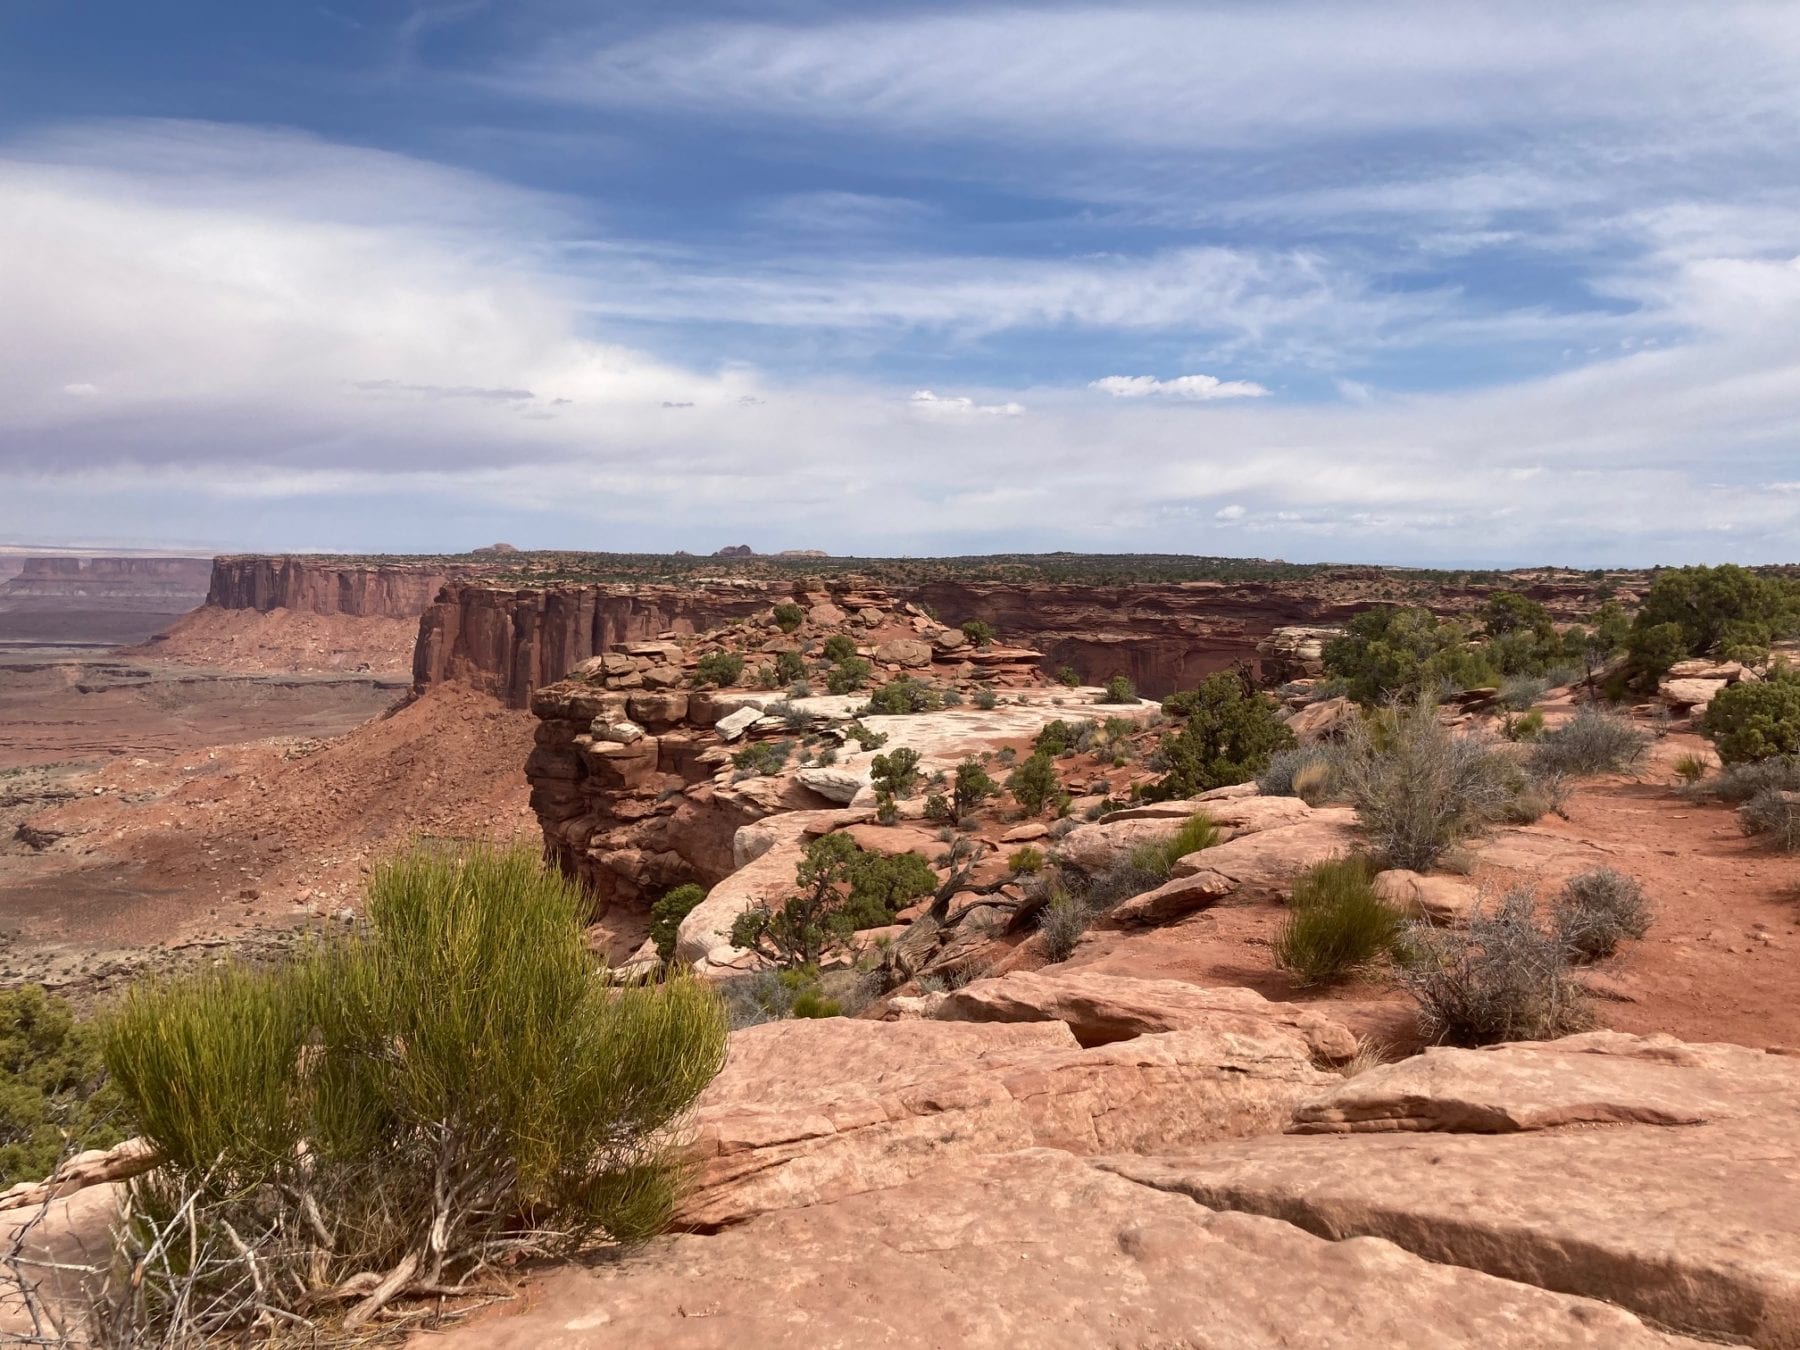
204, 556, 467, 619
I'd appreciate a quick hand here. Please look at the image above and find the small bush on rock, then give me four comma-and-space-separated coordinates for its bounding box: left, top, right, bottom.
651, 883, 708, 963
822, 634, 858, 664
0, 985, 122, 1187
1037, 889, 1094, 962
1009, 845, 1046, 874
974, 687, 999, 710
1056, 666, 1082, 687
1258, 745, 1340, 803
1097, 674, 1138, 704
1006, 751, 1061, 815
692, 651, 746, 689
1529, 706, 1651, 777
730, 834, 936, 969
825, 656, 873, 695
1552, 868, 1651, 961
952, 757, 999, 817
1144, 673, 1296, 800
1398, 888, 1591, 1045
772, 602, 805, 633
731, 740, 790, 778
961, 619, 996, 647
775, 649, 806, 683
870, 746, 923, 801
1273, 856, 1401, 987
865, 675, 938, 714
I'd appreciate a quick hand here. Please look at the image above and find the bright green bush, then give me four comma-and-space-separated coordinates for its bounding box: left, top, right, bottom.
1096, 674, 1138, 704
825, 655, 873, 694
952, 757, 999, 817
101, 846, 728, 1333
1008, 845, 1046, 874
961, 619, 996, 647
0, 985, 122, 1187
865, 675, 938, 713
1144, 673, 1296, 800
1273, 856, 1402, 986
652, 883, 708, 963
1005, 752, 1061, 815
772, 602, 805, 633
1704, 671, 1800, 764
692, 651, 746, 688
822, 634, 858, 664
1323, 606, 1497, 705
871, 746, 922, 801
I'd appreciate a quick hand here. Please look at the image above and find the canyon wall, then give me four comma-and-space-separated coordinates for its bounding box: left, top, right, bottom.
204, 555, 466, 620
416, 571, 1622, 707
0, 556, 212, 611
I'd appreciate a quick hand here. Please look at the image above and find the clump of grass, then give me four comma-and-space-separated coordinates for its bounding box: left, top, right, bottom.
1273, 856, 1403, 987
1672, 751, 1710, 786
1258, 745, 1340, 802
1398, 887, 1591, 1045
1037, 889, 1094, 962
1551, 868, 1652, 961
1008, 845, 1046, 874
1530, 706, 1651, 777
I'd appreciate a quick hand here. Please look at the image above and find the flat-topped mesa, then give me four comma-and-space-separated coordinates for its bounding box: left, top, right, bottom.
525, 588, 1061, 936
205, 555, 473, 619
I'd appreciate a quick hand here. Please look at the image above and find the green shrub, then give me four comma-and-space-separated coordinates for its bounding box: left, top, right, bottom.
651, 883, 708, 964
825, 655, 873, 695
1704, 671, 1800, 764
865, 675, 938, 714
729, 834, 936, 967
1033, 719, 1084, 756
1273, 856, 1401, 987
1739, 787, 1800, 852
1398, 888, 1591, 1045
775, 649, 806, 683
772, 602, 805, 633
1006, 752, 1061, 815
1323, 606, 1497, 705
101, 846, 728, 1334
1628, 564, 1800, 679
822, 634, 858, 664
1498, 674, 1550, 711
1056, 666, 1081, 687
731, 739, 790, 777
961, 619, 996, 647
871, 746, 922, 800
845, 720, 887, 751
1097, 674, 1138, 704
1008, 845, 1046, 874
974, 687, 999, 710
1672, 751, 1709, 785
922, 792, 951, 823
1530, 707, 1651, 777
1502, 708, 1546, 742
1552, 868, 1651, 961
952, 758, 999, 817
0, 985, 123, 1187
1144, 673, 1296, 800
1338, 697, 1518, 871
1154, 812, 1221, 871
692, 651, 746, 688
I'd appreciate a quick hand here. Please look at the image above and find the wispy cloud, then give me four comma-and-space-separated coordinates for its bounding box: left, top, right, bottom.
1090, 374, 1268, 400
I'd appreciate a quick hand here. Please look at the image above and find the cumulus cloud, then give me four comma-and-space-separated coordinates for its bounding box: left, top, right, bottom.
1090, 374, 1269, 400
1215, 504, 1246, 520
909, 389, 1026, 417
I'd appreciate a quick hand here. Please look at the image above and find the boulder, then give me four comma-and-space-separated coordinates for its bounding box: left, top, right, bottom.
1001, 821, 1050, 843
1104, 1032, 1800, 1347
794, 764, 870, 804
677, 1016, 1337, 1228
1372, 868, 1479, 924
1287, 695, 1357, 742
1659, 677, 1728, 710
420, 1150, 1705, 1350
874, 637, 933, 668
1108, 868, 1236, 924
935, 969, 1358, 1062
627, 690, 689, 726
713, 706, 761, 741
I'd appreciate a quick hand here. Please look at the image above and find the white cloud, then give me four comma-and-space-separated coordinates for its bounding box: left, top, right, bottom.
909, 389, 1025, 417
61, 382, 98, 397
1214, 504, 1246, 520
1090, 374, 1269, 400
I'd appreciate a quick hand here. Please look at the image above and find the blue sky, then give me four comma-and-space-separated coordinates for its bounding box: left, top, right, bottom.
2, 1, 1798, 565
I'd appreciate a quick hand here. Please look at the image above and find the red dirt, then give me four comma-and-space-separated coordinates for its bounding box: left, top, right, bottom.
129, 607, 421, 675
3, 686, 536, 975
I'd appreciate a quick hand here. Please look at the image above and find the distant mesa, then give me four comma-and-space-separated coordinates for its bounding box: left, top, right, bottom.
777, 549, 828, 559
472, 542, 520, 555
714, 545, 756, 557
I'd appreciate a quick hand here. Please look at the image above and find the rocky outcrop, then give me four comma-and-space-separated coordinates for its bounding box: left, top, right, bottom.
1106, 1031, 1800, 1347
677, 1011, 1341, 1229
0, 556, 212, 611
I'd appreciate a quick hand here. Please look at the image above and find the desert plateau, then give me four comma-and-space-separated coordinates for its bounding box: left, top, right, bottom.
5, 4, 1800, 1346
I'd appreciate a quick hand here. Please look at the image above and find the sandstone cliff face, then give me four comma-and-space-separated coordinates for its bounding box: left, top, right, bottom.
421, 571, 1616, 707
204, 556, 462, 620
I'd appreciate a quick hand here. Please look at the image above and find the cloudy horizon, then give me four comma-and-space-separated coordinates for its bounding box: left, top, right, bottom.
4, 2, 1799, 566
